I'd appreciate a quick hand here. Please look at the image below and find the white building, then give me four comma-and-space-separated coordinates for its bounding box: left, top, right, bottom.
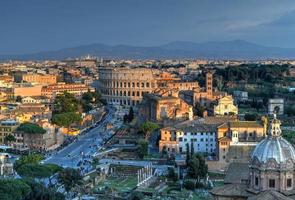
159, 122, 217, 155
233, 90, 248, 102
214, 95, 238, 116
21, 96, 50, 104
268, 98, 284, 115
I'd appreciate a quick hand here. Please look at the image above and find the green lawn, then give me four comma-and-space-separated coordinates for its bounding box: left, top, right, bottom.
238, 107, 265, 115
97, 176, 137, 193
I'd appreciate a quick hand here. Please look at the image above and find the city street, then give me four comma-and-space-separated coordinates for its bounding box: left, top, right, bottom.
44, 106, 120, 169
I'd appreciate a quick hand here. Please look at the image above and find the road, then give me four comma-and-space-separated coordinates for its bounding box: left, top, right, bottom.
44, 106, 119, 169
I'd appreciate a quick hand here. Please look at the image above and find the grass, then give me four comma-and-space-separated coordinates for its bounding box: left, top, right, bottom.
238, 107, 266, 115
97, 176, 137, 193
283, 130, 295, 145
17, 163, 62, 178
208, 172, 225, 179
212, 180, 224, 187
160, 188, 212, 200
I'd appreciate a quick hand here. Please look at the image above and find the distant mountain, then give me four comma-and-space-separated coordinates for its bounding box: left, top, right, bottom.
1, 40, 295, 60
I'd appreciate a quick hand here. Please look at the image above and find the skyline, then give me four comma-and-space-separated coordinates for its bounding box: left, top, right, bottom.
1, 0, 295, 55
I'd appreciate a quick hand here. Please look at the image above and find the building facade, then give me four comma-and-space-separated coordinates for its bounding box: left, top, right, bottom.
268, 98, 284, 115
139, 92, 193, 122
41, 83, 94, 98
159, 121, 217, 155
22, 74, 57, 85
0, 120, 18, 144
211, 115, 295, 200
97, 67, 159, 106
214, 95, 238, 116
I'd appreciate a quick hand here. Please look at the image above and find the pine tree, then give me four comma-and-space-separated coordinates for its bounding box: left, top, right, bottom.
190, 142, 194, 158
186, 143, 190, 165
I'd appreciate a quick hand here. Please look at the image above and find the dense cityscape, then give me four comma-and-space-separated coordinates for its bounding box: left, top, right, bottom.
0, 58, 294, 199
1, 1, 295, 200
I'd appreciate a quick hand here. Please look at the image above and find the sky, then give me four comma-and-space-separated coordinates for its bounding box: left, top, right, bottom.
1, 0, 295, 54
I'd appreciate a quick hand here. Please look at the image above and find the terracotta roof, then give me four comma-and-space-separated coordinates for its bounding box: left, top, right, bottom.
230, 121, 263, 128
218, 136, 231, 142
210, 183, 250, 197
224, 162, 249, 184
175, 123, 217, 133
218, 121, 263, 129
248, 190, 293, 200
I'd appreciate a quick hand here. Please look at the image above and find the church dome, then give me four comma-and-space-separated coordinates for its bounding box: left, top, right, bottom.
252, 137, 295, 164
251, 115, 295, 165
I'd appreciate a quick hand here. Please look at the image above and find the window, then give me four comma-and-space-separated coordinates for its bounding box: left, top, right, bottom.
269, 179, 275, 188
287, 179, 292, 188
178, 137, 183, 142
179, 147, 182, 153
255, 177, 259, 186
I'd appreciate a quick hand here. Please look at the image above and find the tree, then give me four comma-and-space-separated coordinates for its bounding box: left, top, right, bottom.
139, 121, 160, 140
14, 154, 44, 170
17, 123, 46, 134
17, 163, 62, 179
128, 107, 134, 122
24, 178, 65, 200
53, 92, 79, 114
138, 139, 148, 159
81, 91, 102, 112
52, 112, 82, 128
4, 134, 16, 145
0, 179, 31, 200
123, 107, 134, 123
187, 153, 208, 181
190, 142, 194, 158
183, 179, 195, 190
244, 113, 258, 121
130, 191, 144, 200
286, 106, 295, 117
167, 167, 178, 182
58, 168, 82, 192
186, 143, 190, 165
16, 95, 22, 103
193, 102, 205, 117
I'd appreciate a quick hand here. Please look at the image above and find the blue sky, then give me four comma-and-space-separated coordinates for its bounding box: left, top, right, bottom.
1, 0, 295, 54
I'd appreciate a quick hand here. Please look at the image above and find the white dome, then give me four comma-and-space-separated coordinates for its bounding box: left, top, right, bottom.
251, 115, 295, 165
252, 137, 295, 164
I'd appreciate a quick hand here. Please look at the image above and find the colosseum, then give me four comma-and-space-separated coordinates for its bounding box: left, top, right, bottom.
97, 67, 159, 106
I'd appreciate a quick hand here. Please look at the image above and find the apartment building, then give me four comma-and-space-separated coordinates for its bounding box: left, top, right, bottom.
41, 83, 94, 98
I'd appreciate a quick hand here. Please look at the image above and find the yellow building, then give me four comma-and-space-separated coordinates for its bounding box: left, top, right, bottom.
22, 74, 57, 85
0, 120, 19, 144
214, 95, 238, 116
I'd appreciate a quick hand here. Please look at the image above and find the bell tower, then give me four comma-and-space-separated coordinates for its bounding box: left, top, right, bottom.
206, 72, 213, 97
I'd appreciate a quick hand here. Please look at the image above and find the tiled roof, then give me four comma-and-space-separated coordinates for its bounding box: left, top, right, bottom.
218, 121, 263, 129
218, 136, 231, 142
248, 190, 293, 200
224, 162, 249, 184
175, 123, 217, 133
210, 183, 250, 197
229, 121, 263, 128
